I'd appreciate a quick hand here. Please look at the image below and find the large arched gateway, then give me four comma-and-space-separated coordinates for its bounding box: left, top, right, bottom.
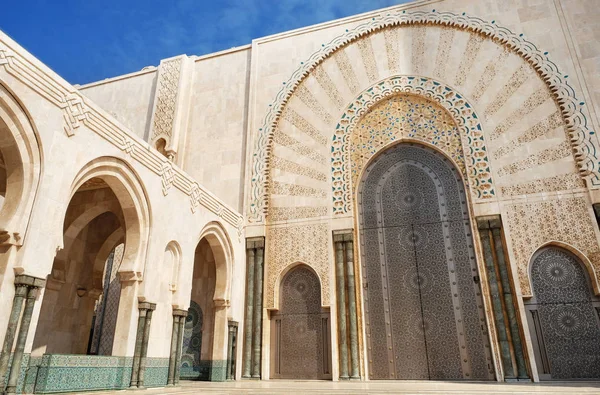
358, 143, 494, 380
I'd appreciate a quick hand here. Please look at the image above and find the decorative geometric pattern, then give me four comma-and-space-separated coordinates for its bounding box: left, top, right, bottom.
358, 144, 493, 380
504, 197, 600, 296
333, 77, 492, 216
266, 223, 330, 309
272, 266, 328, 379
180, 300, 205, 380
529, 247, 600, 379
336, 85, 490, 219
248, 10, 597, 224
31, 354, 168, 393
151, 57, 182, 143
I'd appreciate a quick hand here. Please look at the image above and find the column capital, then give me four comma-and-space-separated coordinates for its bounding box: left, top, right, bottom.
14, 274, 46, 289
172, 308, 188, 317
246, 237, 264, 249
138, 302, 156, 311
476, 215, 502, 230
214, 299, 230, 309
333, 230, 354, 242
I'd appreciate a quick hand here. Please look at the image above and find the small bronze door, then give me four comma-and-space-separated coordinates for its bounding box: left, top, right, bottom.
526, 247, 600, 380
270, 265, 332, 380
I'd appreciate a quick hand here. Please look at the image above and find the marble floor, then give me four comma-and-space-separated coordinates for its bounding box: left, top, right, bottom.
54, 380, 600, 394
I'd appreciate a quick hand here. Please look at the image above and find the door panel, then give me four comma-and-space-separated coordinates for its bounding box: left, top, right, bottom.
358, 144, 493, 380
527, 247, 600, 380
271, 266, 332, 380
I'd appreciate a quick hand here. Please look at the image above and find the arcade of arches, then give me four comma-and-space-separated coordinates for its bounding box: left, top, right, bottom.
2, 1, 600, 394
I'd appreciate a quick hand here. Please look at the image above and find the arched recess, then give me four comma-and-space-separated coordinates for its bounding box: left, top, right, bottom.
32, 156, 151, 357
524, 245, 600, 380
181, 221, 234, 381
526, 241, 600, 297
164, 240, 182, 293
249, 11, 596, 224
0, 83, 42, 245
336, 80, 490, 216
196, 221, 234, 303
270, 263, 332, 380
66, 156, 151, 278
272, 261, 326, 311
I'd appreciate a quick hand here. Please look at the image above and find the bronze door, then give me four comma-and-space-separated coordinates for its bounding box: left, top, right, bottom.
525, 247, 600, 380
271, 265, 332, 380
358, 144, 494, 380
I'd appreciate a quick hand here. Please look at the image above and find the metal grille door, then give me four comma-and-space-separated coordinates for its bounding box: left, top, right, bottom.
526, 247, 600, 380
271, 266, 332, 380
358, 144, 493, 380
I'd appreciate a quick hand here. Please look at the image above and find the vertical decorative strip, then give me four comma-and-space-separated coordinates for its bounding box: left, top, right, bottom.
242, 241, 256, 378
334, 234, 349, 379
411, 26, 426, 75
454, 34, 483, 86
345, 237, 360, 380
250, 238, 265, 378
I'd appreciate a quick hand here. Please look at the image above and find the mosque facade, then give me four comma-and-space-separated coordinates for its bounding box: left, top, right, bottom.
1, 0, 600, 393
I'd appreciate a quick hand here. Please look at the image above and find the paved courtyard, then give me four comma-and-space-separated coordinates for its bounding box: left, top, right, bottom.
53, 380, 600, 394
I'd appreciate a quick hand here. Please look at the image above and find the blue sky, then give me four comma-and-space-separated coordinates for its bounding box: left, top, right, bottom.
1, 0, 410, 85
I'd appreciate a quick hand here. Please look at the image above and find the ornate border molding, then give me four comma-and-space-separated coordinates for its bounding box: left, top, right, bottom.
249, 10, 598, 224
332, 75, 493, 215
0, 37, 243, 235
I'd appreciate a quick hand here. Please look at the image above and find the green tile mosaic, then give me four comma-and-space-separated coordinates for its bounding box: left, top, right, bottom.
180, 360, 211, 381
28, 354, 168, 394
2, 353, 30, 394
142, 358, 169, 387
209, 360, 228, 382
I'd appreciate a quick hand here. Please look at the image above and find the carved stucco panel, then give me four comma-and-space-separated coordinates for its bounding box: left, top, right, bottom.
504, 197, 600, 297
266, 223, 330, 309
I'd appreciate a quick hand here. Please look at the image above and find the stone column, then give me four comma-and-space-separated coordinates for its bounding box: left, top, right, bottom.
478, 218, 514, 379
168, 309, 186, 386
226, 321, 238, 380
490, 225, 529, 380
129, 303, 148, 388
477, 216, 530, 381
174, 310, 187, 386
333, 234, 349, 380
5, 275, 45, 395
242, 241, 255, 378
137, 302, 156, 389
345, 238, 360, 380
251, 240, 264, 379
211, 300, 230, 382
0, 284, 27, 385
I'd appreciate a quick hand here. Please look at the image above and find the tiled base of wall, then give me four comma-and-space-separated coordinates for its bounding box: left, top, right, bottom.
180, 360, 227, 382
5, 354, 169, 394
